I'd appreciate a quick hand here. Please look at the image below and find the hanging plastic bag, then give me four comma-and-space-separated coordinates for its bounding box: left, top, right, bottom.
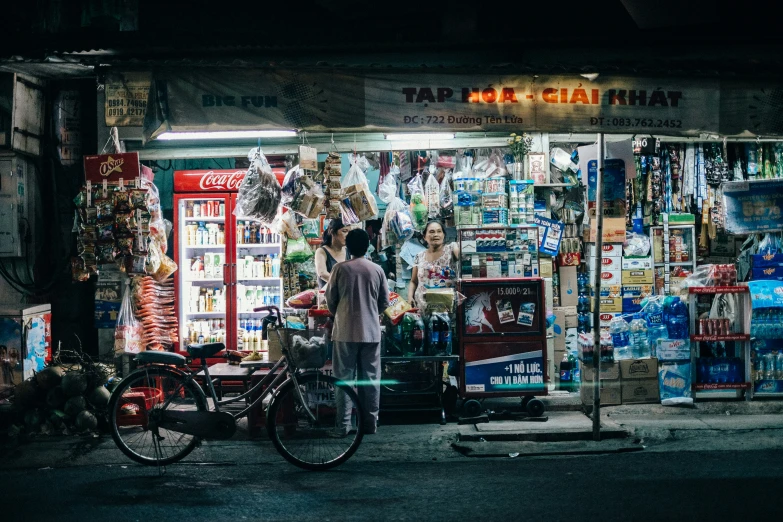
272, 211, 302, 240
381, 197, 411, 248
281, 165, 305, 205
758, 233, 782, 255
425, 173, 441, 218
342, 163, 379, 221
440, 171, 453, 220
288, 175, 326, 219
234, 148, 282, 224
623, 232, 651, 257
378, 169, 398, 204
115, 280, 143, 354
407, 174, 427, 231
285, 236, 314, 263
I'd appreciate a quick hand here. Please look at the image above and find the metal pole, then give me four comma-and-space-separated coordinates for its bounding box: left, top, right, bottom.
592, 133, 605, 441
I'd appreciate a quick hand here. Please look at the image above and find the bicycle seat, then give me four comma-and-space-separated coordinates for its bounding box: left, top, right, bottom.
187, 342, 226, 358
136, 351, 187, 366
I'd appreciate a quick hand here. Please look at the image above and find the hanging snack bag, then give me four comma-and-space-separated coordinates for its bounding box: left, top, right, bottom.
234, 147, 282, 224
115, 281, 143, 354
439, 172, 454, 220
425, 173, 441, 218
285, 236, 314, 263
342, 163, 379, 221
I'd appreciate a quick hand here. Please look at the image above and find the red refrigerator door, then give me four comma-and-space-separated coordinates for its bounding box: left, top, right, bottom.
174, 193, 234, 351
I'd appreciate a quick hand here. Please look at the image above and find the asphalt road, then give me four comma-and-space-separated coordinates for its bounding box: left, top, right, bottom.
3, 447, 783, 521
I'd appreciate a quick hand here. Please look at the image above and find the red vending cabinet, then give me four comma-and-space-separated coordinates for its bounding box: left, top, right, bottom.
173, 170, 284, 352
457, 278, 547, 399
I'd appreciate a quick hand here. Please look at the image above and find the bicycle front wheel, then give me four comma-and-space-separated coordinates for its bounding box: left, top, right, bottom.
267, 373, 364, 470
108, 366, 207, 466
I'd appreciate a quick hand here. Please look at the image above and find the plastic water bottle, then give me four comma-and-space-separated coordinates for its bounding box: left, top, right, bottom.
577, 312, 592, 333
629, 314, 650, 358
667, 297, 690, 340
577, 290, 590, 314
645, 298, 668, 355
609, 316, 631, 360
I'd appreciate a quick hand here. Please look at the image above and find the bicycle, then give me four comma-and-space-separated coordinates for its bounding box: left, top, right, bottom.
107, 306, 365, 471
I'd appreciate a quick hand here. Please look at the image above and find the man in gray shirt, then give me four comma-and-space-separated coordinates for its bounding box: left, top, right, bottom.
326, 229, 390, 436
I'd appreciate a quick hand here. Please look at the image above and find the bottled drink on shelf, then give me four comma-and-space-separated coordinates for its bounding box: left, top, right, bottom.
645, 298, 668, 353
600, 331, 614, 363
666, 297, 689, 340
577, 312, 591, 333
559, 352, 573, 391
609, 316, 631, 360
629, 314, 650, 358
577, 290, 589, 314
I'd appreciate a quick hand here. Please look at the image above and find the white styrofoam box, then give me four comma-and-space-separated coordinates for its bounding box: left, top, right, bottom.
622, 256, 653, 270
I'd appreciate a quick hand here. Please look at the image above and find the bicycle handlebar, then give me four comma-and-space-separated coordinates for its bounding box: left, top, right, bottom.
253, 306, 283, 327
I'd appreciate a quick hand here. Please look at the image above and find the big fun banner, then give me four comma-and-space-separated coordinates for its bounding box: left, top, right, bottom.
138, 69, 783, 139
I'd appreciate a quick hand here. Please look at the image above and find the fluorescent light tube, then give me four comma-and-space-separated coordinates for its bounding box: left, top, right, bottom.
157, 130, 297, 140
384, 133, 455, 141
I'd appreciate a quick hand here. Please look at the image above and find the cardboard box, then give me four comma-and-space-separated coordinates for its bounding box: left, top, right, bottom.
752, 254, 783, 268
559, 266, 578, 307
590, 296, 623, 313
565, 327, 578, 352
751, 266, 783, 281
558, 252, 582, 267
622, 256, 653, 270
553, 307, 577, 352
588, 243, 623, 258
580, 361, 622, 406
620, 358, 660, 404
657, 339, 690, 361
539, 258, 554, 278
585, 217, 626, 244
599, 312, 621, 329
591, 285, 622, 298
588, 269, 622, 286
620, 358, 659, 380
622, 284, 653, 313
622, 379, 660, 404
622, 269, 654, 284
589, 256, 622, 272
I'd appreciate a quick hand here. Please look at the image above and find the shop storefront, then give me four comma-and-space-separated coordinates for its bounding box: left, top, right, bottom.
80, 68, 783, 414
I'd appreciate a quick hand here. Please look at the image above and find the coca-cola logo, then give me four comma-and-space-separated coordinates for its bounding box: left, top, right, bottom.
99, 156, 124, 177
199, 171, 245, 191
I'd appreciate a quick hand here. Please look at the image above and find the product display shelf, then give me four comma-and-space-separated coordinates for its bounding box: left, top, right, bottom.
688, 285, 752, 401
457, 225, 540, 280
651, 223, 697, 295
183, 217, 225, 223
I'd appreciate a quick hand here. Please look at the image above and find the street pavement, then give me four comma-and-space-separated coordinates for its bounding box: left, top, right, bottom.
2, 395, 783, 520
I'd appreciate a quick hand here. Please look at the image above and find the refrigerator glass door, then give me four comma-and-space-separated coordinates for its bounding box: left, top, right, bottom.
233, 194, 284, 350
177, 196, 230, 348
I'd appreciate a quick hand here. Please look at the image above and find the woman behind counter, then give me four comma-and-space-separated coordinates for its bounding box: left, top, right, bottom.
315, 218, 349, 289
408, 220, 460, 308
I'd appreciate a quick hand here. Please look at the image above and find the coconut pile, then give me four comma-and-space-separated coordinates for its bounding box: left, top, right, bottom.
2, 359, 116, 443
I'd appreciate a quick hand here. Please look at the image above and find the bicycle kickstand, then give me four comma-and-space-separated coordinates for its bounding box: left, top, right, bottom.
152, 433, 166, 477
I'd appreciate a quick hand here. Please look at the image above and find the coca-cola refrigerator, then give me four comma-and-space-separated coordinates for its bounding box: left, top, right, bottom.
173, 169, 284, 353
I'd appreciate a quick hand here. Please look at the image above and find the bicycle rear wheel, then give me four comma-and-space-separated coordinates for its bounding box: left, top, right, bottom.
108, 366, 207, 466
267, 373, 364, 470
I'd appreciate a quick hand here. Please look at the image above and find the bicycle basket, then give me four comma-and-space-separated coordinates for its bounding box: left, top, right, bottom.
286, 329, 328, 368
